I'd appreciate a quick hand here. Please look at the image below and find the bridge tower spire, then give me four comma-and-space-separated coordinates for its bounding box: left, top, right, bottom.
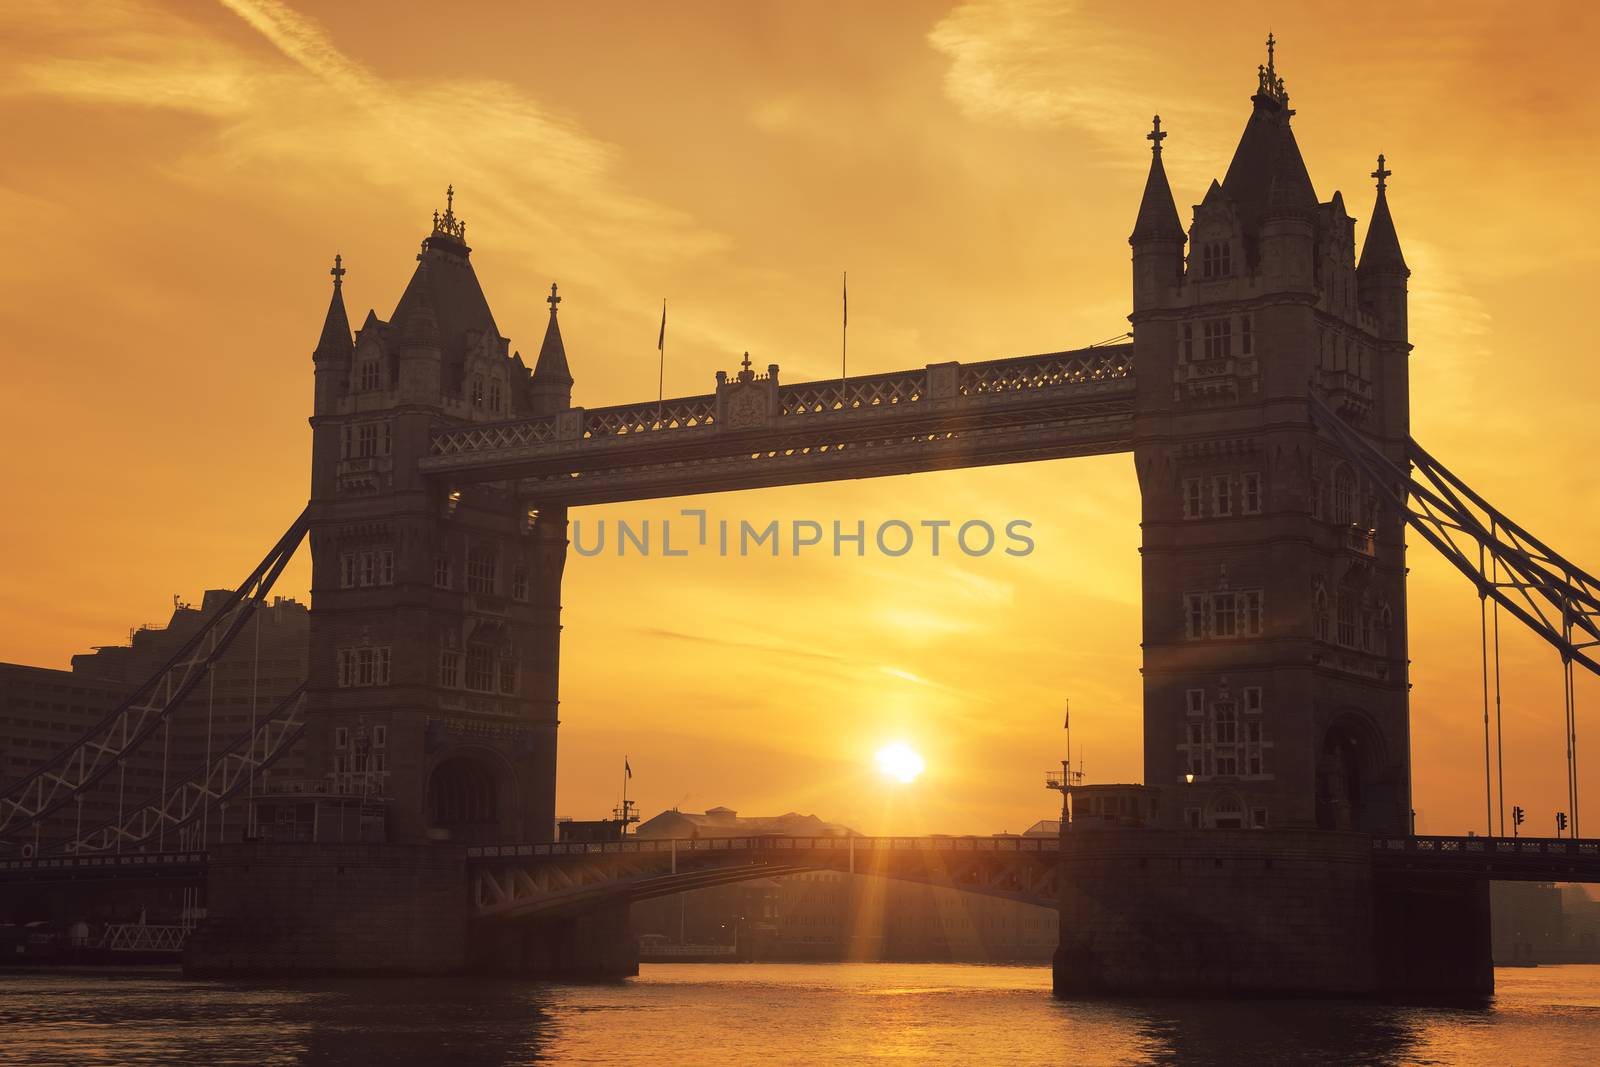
1129, 114, 1186, 310
303, 190, 569, 845
529, 281, 573, 414
1130, 37, 1412, 837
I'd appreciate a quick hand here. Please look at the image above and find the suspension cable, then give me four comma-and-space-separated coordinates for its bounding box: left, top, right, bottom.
1493, 551, 1505, 838
1480, 543, 1493, 837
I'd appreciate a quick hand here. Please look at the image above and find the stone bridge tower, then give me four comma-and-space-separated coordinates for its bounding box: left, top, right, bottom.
306, 193, 570, 844
1130, 42, 1413, 835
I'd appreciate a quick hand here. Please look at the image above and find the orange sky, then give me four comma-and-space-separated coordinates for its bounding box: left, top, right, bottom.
2, 1, 1598, 837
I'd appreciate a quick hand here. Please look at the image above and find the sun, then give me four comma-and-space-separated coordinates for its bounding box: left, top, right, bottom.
874, 742, 925, 784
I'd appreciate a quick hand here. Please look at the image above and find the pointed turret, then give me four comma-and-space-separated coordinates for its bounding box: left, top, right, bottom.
313, 254, 353, 363
1358, 155, 1408, 276
1130, 115, 1185, 310
1358, 154, 1409, 344
529, 282, 573, 414
1220, 34, 1317, 250
1131, 116, 1184, 244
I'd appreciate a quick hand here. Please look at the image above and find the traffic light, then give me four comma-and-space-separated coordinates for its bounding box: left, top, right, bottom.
1557, 812, 1569, 836
1513, 806, 1525, 836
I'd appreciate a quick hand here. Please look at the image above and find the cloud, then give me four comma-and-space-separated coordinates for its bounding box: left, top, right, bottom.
2, 0, 726, 312
927, 0, 1229, 168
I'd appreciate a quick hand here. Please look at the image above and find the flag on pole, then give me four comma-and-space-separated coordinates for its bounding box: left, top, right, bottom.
1063, 700, 1070, 730
625, 758, 633, 779
841, 271, 848, 382
656, 299, 666, 409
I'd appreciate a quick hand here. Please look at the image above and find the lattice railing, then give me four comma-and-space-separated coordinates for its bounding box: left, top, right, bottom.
780, 371, 927, 415
584, 395, 718, 438
431, 417, 560, 456
960, 349, 1133, 394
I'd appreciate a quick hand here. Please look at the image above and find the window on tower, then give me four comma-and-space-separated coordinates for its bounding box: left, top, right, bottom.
467, 546, 497, 595
1337, 590, 1358, 647
1212, 475, 1233, 517
465, 646, 495, 692
1212, 593, 1238, 638
439, 649, 460, 688
1242, 472, 1262, 514
1201, 242, 1232, 278
1202, 318, 1232, 359
1182, 478, 1203, 519
1333, 466, 1356, 525
1240, 314, 1253, 355
359, 361, 381, 391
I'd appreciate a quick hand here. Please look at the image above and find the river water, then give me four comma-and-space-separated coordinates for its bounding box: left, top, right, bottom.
1, 963, 1597, 1065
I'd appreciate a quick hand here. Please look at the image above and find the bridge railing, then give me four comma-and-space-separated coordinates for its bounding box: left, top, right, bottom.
427, 346, 1134, 462
1372, 835, 1599, 856
0, 851, 207, 878
465, 835, 1060, 860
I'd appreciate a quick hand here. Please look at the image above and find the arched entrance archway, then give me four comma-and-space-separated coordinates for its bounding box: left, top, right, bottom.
427, 755, 503, 842
1317, 712, 1384, 832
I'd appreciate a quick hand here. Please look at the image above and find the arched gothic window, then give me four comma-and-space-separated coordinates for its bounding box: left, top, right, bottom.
1332, 466, 1355, 525
1337, 589, 1358, 647
1314, 584, 1331, 642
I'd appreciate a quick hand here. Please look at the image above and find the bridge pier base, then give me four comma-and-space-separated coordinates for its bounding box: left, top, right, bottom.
1052, 829, 1495, 999
1054, 829, 1377, 997
1373, 872, 1493, 999
468, 901, 639, 980
184, 844, 467, 977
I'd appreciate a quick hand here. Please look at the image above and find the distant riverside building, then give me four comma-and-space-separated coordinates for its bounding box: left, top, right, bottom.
0, 593, 309, 849
630, 807, 1059, 962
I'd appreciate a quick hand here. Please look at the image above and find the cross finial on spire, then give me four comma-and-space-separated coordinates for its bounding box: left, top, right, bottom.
330, 253, 345, 289
431, 185, 467, 241
741, 351, 753, 373
1266, 31, 1276, 76
1147, 114, 1167, 155
1371, 153, 1392, 192
547, 281, 561, 313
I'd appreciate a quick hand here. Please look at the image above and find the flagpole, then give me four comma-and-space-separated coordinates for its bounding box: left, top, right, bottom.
622, 754, 629, 837
657, 299, 666, 427
841, 271, 848, 402
1064, 699, 1071, 787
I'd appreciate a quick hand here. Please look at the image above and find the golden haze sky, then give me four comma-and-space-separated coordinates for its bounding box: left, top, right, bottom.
1, 0, 1597, 837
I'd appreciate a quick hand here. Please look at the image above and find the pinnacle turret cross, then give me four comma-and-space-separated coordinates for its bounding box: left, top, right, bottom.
548, 281, 561, 312
446, 184, 454, 214
741, 351, 753, 373
1266, 31, 1276, 77
1147, 114, 1167, 155
330, 253, 345, 288
1371, 153, 1391, 192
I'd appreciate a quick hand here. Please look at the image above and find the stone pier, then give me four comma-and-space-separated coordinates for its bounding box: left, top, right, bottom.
184, 843, 638, 979
1052, 828, 1494, 999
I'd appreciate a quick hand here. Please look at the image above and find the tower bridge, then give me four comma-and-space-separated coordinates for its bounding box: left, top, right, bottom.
3, 39, 1598, 996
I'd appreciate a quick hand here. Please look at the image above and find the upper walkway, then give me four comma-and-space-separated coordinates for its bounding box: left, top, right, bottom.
418, 346, 1135, 504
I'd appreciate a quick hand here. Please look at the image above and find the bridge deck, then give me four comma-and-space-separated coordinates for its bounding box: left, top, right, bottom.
419, 346, 1135, 504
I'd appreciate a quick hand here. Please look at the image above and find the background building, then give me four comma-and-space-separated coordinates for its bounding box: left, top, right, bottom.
0, 593, 309, 850
630, 806, 1059, 962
